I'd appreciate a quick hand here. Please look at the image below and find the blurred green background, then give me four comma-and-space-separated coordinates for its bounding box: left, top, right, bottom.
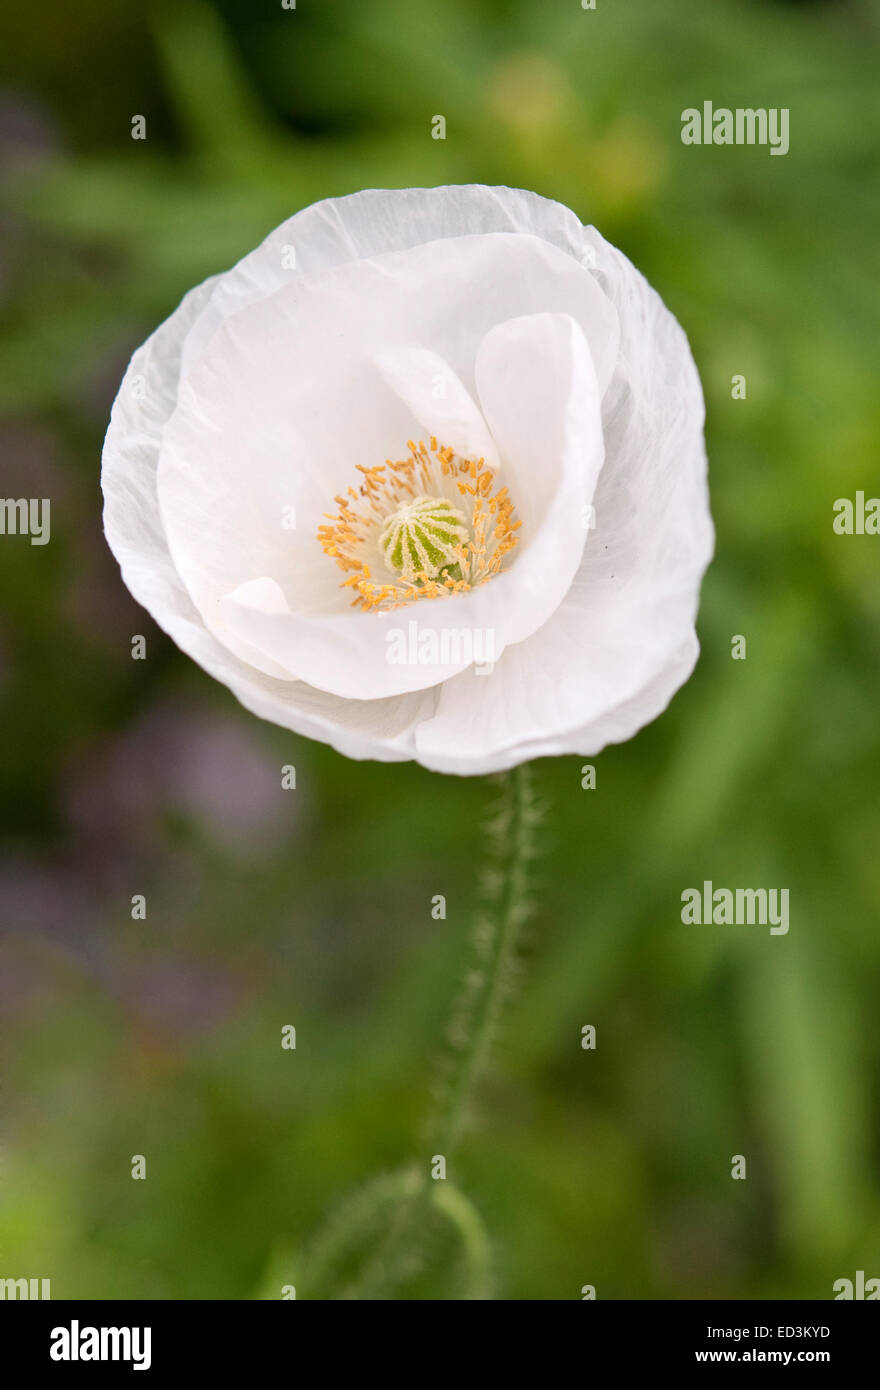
1, 0, 879, 1299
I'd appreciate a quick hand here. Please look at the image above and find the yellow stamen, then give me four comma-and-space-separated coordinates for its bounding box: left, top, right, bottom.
317, 439, 520, 612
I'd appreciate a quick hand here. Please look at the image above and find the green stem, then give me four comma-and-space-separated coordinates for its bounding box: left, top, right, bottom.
305, 765, 542, 1300
431, 1182, 493, 1299
426, 762, 541, 1159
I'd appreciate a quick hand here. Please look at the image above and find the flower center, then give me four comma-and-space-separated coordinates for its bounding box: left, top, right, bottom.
317, 438, 520, 612
379, 494, 469, 584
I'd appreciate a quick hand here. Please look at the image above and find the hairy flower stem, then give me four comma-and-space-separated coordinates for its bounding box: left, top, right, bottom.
427, 762, 541, 1159
340, 764, 542, 1299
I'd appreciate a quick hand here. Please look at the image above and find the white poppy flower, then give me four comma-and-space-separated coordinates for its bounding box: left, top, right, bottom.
102, 185, 712, 776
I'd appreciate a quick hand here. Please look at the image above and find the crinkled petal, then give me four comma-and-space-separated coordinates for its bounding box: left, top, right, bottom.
375, 347, 501, 469
155, 241, 608, 698
179, 185, 614, 382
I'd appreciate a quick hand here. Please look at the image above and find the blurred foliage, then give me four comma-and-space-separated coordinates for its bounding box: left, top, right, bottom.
1, 0, 879, 1298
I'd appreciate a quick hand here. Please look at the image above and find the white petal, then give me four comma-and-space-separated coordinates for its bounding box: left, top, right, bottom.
100, 272, 431, 749
179, 185, 615, 382
155, 241, 608, 699
412, 587, 700, 774
375, 347, 500, 469
413, 227, 714, 774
